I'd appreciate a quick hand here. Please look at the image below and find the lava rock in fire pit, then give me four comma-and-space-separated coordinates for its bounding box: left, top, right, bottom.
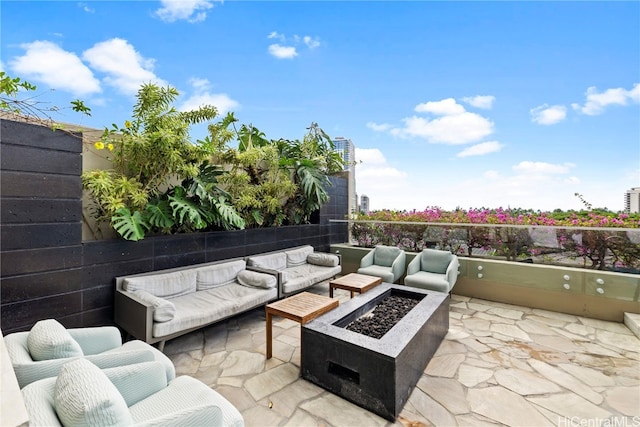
346, 295, 420, 339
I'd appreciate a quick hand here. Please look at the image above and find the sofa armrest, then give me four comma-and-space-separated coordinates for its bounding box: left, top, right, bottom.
68, 326, 122, 355
114, 289, 155, 344
407, 254, 421, 276
391, 250, 407, 282
360, 250, 375, 268
446, 255, 460, 288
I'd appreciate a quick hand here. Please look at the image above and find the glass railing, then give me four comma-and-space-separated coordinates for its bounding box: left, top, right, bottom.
331, 220, 640, 274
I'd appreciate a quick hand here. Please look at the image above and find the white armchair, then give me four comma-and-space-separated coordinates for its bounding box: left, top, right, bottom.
4, 319, 175, 388
404, 249, 459, 293
357, 245, 406, 283
21, 359, 244, 427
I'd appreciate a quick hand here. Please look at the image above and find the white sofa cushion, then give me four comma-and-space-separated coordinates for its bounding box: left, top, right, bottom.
133, 290, 176, 322
247, 252, 287, 271
123, 270, 196, 298
54, 359, 133, 427
282, 264, 341, 295
307, 252, 339, 267
196, 260, 246, 291
237, 270, 277, 289
285, 246, 314, 267
27, 319, 83, 361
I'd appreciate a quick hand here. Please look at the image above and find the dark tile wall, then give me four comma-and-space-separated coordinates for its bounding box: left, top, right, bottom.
0, 119, 349, 334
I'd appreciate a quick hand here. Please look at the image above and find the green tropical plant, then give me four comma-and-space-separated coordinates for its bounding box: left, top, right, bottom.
82, 83, 244, 240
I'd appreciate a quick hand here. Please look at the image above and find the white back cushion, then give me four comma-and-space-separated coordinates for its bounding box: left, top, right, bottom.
285, 246, 314, 267
123, 270, 196, 298
195, 260, 246, 291
247, 252, 287, 271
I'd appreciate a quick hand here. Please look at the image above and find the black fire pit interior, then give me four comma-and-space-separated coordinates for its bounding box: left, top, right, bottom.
301, 283, 449, 421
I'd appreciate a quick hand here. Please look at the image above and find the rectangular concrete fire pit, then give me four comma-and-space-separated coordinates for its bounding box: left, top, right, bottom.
301, 283, 449, 421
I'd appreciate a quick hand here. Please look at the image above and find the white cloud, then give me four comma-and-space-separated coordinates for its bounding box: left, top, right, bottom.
393, 112, 494, 144
512, 161, 575, 175
267, 32, 320, 59
415, 98, 465, 115
78, 2, 95, 13
303, 36, 320, 49
456, 141, 504, 158
366, 121, 392, 132
462, 95, 495, 109
82, 38, 166, 96
355, 147, 386, 166
268, 44, 297, 59
572, 83, 639, 115
484, 170, 500, 179
10, 40, 101, 96
530, 104, 567, 125
180, 78, 239, 115
155, 0, 216, 23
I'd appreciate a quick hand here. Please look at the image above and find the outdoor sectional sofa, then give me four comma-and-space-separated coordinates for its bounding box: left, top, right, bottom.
246, 245, 342, 298
114, 258, 278, 351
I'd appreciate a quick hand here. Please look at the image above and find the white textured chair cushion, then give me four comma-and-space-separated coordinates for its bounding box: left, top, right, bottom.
133, 290, 176, 322
247, 252, 287, 271
237, 270, 277, 289
54, 359, 133, 427
27, 319, 83, 361
307, 252, 339, 267
195, 260, 246, 291
123, 270, 196, 298
285, 246, 314, 267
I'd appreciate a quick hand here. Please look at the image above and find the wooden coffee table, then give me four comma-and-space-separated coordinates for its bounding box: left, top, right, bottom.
265, 292, 338, 359
329, 273, 382, 298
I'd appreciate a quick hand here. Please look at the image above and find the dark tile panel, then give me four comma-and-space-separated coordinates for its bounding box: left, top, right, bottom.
81, 307, 116, 328
1, 198, 82, 223
1, 144, 81, 175
1, 292, 82, 332
154, 252, 206, 270
84, 259, 154, 287
275, 226, 301, 241
245, 227, 277, 245
1, 120, 82, 153
1, 223, 82, 250
0, 171, 82, 198
0, 268, 84, 303
206, 246, 247, 262
83, 239, 153, 265
153, 233, 206, 257
83, 285, 114, 311
206, 230, 246, 249
0, 246, 82, 276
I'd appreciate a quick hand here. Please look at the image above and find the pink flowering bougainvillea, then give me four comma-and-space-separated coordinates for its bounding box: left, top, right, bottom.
350, 208, 640, 272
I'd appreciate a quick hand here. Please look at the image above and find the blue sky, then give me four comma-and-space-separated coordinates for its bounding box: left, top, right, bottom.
2, 1, 639, 212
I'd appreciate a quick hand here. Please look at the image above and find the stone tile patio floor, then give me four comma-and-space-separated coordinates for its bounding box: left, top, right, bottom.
164, 282, 640, 427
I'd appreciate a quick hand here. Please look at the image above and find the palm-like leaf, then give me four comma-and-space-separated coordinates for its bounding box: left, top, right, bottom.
112, 208, 149, 241
168, 188, 207, 229
145, 200, 174, 229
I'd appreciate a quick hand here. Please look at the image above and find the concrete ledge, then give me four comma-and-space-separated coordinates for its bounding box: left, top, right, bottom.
624, 312, 640, 338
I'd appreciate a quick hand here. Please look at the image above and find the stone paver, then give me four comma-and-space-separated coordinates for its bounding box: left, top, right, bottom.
165, 282, 638, 427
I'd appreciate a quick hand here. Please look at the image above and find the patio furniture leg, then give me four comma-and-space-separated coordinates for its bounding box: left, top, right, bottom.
266, 311, 273, 359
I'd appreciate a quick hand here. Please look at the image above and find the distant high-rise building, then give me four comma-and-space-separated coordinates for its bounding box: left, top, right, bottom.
625, 187, 640, 213
360, 194, 370, 214
333, 137, 357, 214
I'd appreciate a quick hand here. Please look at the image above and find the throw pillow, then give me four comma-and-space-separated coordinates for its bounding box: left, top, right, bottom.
307, 252, 339, 267
237, 270, 277, 289
133, 290, 176, 322
54, 359, 133, 427
27, 319, 83, 361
